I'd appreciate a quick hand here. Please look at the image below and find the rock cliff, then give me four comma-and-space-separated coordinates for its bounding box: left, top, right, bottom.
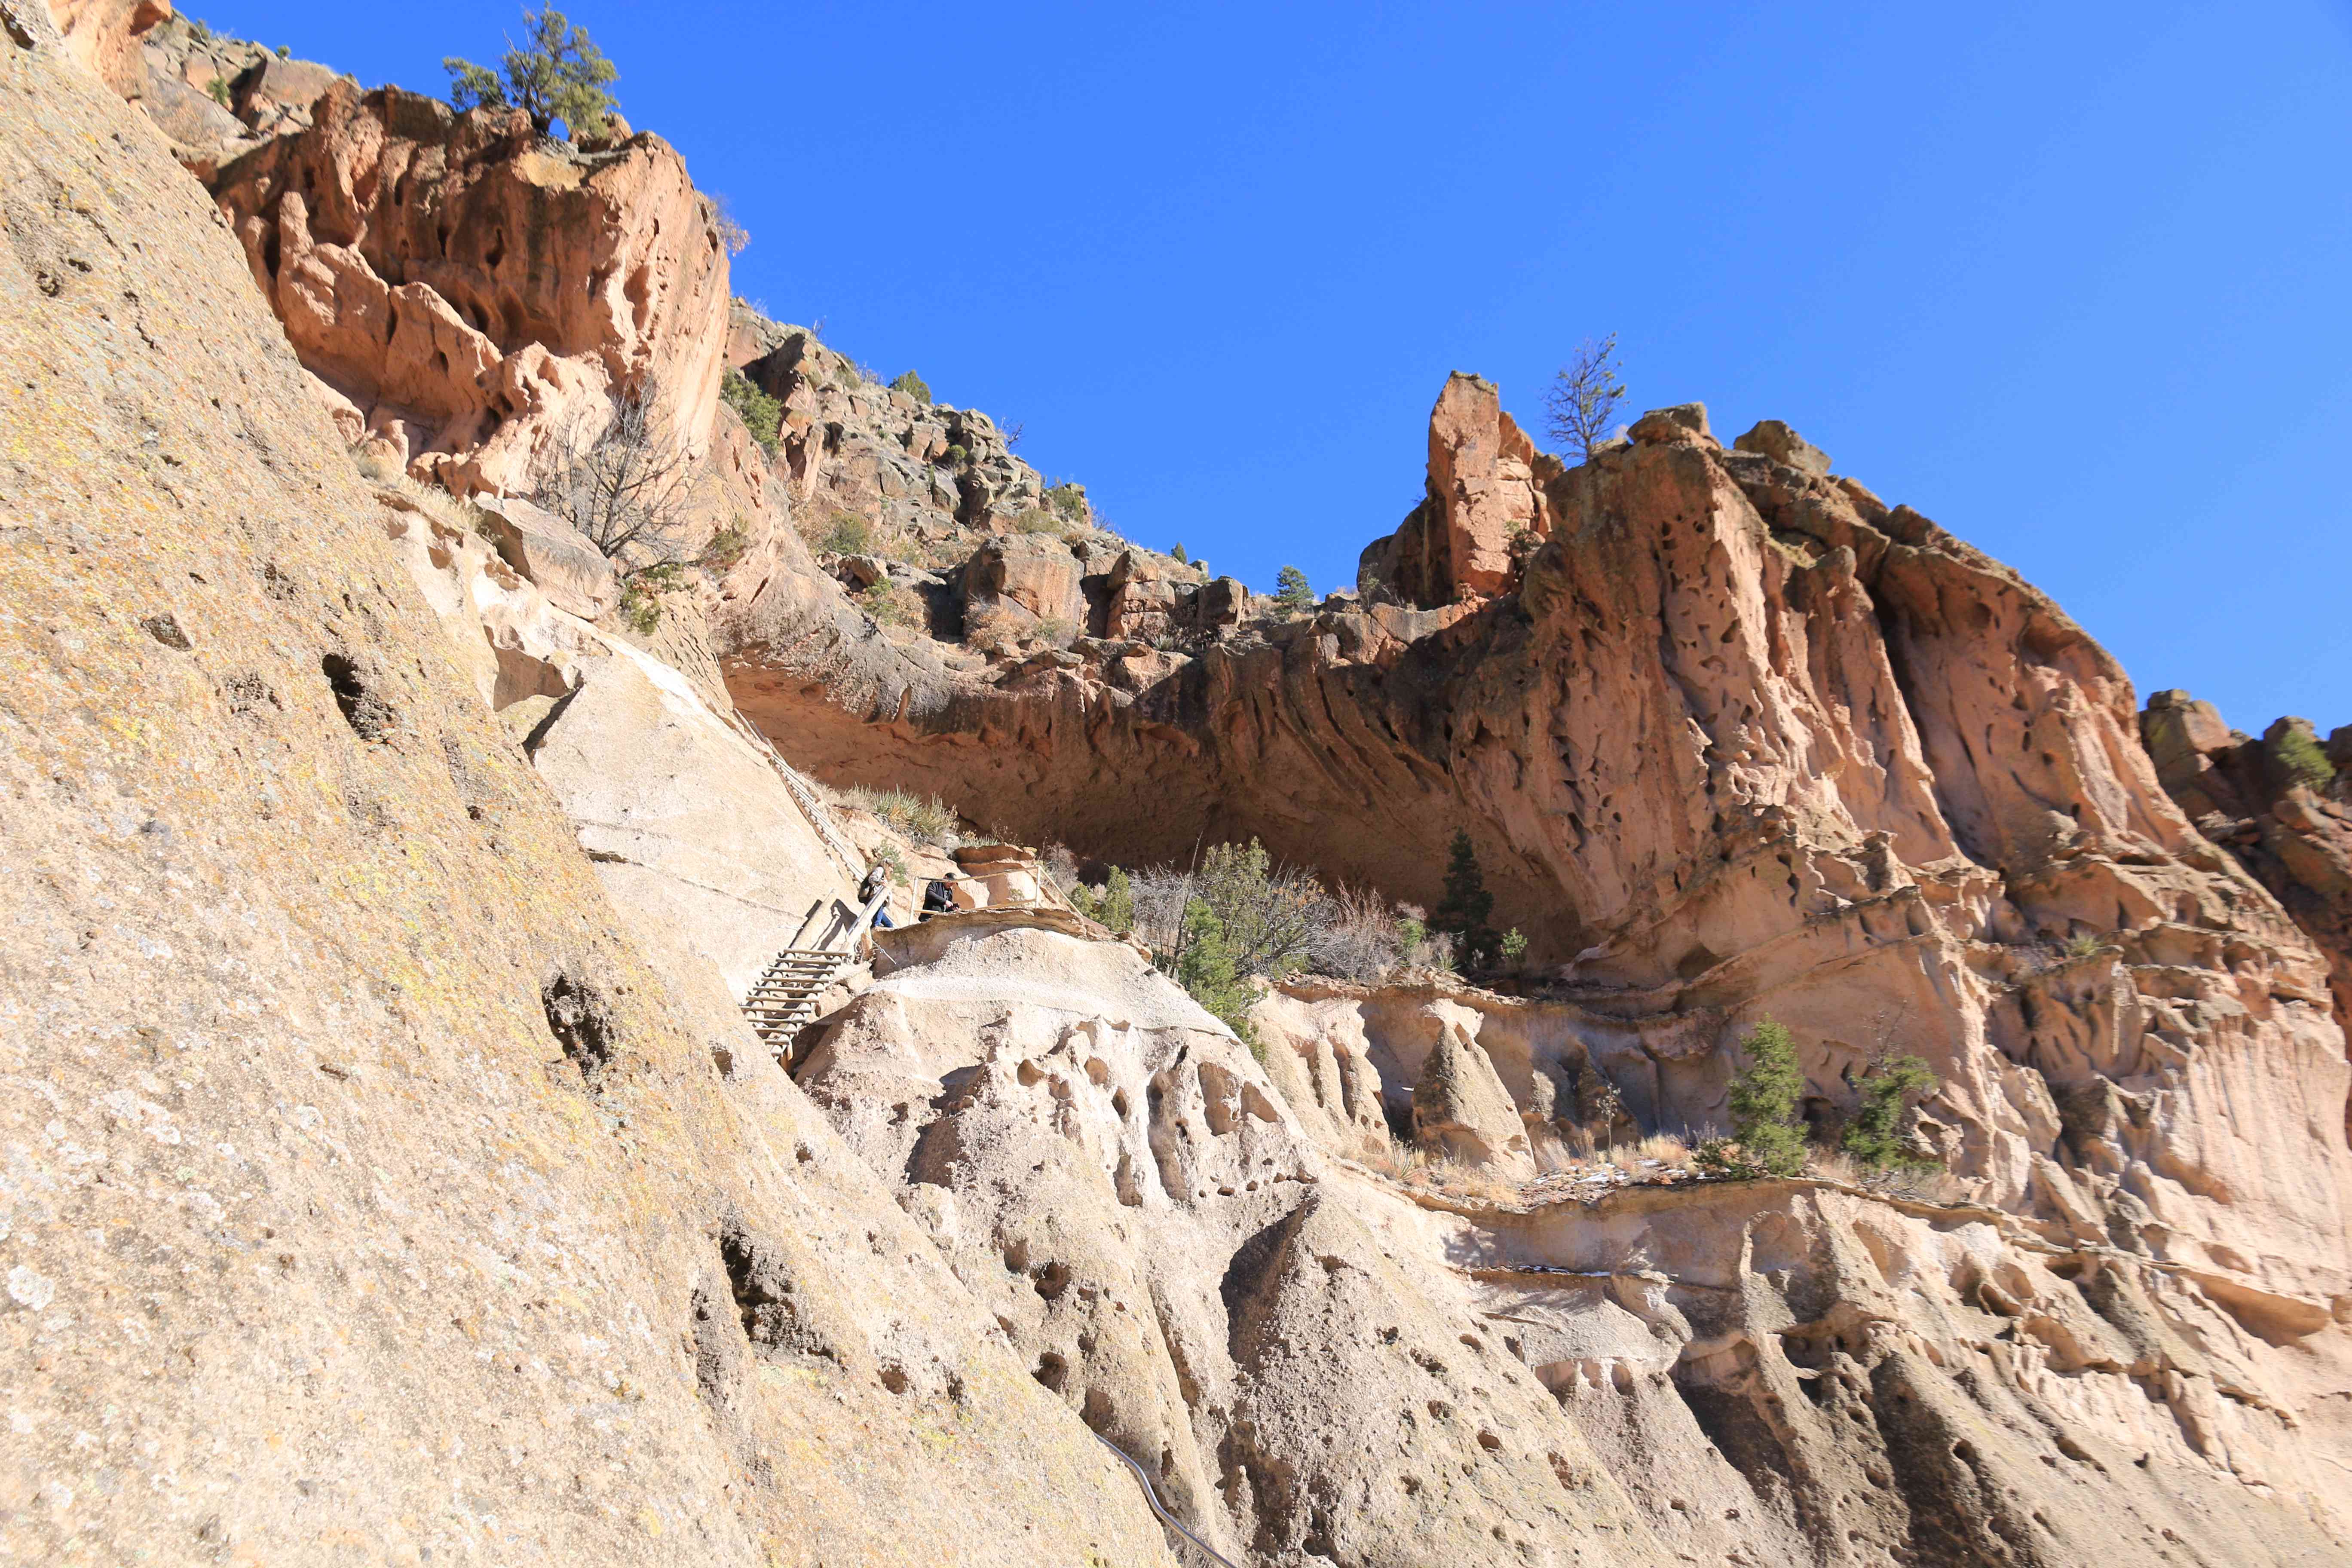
2142, 691, 2352, 1048
0, 12, 1169, 1563
20, 3, 2352, 1564
729, 381, 2352, 1560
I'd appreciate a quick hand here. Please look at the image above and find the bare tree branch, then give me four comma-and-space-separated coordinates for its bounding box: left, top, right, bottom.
1541, 334, 1627, 462
531, 388, 697, 565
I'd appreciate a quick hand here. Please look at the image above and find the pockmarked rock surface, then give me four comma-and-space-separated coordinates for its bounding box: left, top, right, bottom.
2143, 689, 2352, 1050
796, 924, 1675, 1565
16, 1, 2352, 1562
204, 75, 733, 495
0, 17, 1171, 1565
731, 376, 2352, 1562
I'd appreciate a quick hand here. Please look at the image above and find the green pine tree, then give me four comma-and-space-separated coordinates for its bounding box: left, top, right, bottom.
1432, 829, 1498, 966
1842, 1054, 1940, 1174
1084, 865, 1135, 932
1175, 897, 1260, 1057
1724, 1018, 1808, 1177
1274, 564, 1314, 612
445, 6, 621, 140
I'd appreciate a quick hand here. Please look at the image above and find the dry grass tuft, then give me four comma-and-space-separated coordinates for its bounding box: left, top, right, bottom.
842, 787, 963, 848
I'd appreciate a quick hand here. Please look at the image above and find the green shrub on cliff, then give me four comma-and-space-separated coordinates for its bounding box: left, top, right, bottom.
1175, 897, 1260, 1057
2270, 722, 2335, 792
1702, 1018, 1807, 1178
1842, 1053, 1941, 1177
720, 368, 784, 455
444, 6, 620, 140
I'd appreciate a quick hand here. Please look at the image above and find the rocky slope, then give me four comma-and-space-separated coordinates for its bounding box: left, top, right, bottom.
2142, 692, 2352, 1050
0, 10, 1170, 1564
25, 2, 2352, 1564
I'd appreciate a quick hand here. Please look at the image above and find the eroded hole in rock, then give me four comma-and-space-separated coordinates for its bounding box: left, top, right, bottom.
1080, 1385, 1114, 1432
541, 971, 616, 1077
688, 1275, 744, 1416
320, 652, 397, 741
1032, 1260, 1072, 1301
878, 1364, 909, 1394
720, 1219, 838, 1363
142, 612, 193, 650
221, 672, 278, 715
1032, 1351, 1068, 1393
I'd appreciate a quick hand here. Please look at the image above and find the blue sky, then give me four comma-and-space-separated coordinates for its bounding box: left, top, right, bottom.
209, 1, 2352, 732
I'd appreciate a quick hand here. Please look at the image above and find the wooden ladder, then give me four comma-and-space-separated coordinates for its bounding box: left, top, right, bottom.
740, 884, 892, 1058
741, 948, 854, 1056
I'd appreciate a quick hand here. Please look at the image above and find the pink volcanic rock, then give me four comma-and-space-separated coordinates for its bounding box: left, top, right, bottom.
1364, 371, 1556, 606
207, 80, 731, 496
47, 0, 169, 97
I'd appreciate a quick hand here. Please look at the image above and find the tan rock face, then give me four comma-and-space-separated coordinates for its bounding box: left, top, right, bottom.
1361, 370, 1556, 607
724, 383, 2352, 1553
2143, 690, 2352, 1080
46, 0, 165, 97
205, 80, 732, 495
0, 21, 1169, 1565
796, 925, 1674, 1564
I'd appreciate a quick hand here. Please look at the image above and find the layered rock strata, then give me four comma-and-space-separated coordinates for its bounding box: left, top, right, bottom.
0, 18, 1167, 1564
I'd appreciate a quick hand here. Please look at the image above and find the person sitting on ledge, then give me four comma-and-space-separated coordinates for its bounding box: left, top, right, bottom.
920, 876, 957, 919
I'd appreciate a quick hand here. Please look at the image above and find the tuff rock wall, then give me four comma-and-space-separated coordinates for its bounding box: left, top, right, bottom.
0, 12, 1169, 1563
27, 2, 2352, 1562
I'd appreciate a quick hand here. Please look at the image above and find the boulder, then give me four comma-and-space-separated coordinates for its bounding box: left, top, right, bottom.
476, 495, 618, 620
1628, 401, 1713, 444
227, 52, 339, 137
134, 68, 245, 146
1733, 416, 1831, 475
1410, 1007, 1536, 1176
964, 532, 1084, 627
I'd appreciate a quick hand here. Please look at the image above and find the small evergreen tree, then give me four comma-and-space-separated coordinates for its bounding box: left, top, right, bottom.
1076, 865, 1136, 933
889, 371, 931, 404
1432, 829, 1498, 966
445, 6, 620, 140
1499, 928, 1528, 968
1176, 897, 1259, 1056
1842, 1053, 1940, 1176
1170, 543, 1189, 564
1721, 1018, 1807, 1177
1274, 565, 1314, 612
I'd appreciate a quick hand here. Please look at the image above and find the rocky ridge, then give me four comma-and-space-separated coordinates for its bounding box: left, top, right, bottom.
21, 2, 2352, 1564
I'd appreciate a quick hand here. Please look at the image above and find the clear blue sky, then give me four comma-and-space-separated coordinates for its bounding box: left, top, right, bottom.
208, 1, 2352, 733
